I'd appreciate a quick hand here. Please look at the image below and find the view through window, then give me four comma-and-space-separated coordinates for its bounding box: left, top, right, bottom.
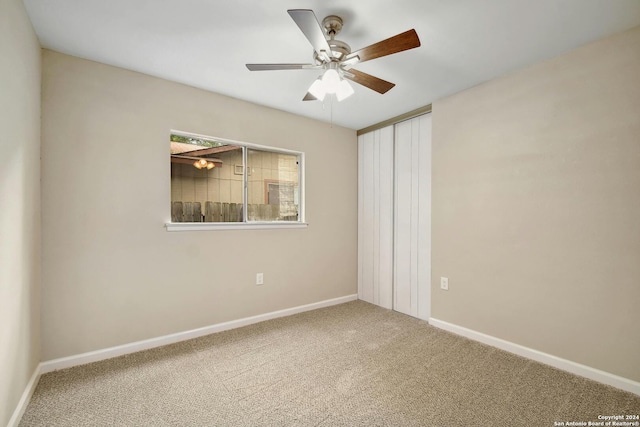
170, 134, 302, 223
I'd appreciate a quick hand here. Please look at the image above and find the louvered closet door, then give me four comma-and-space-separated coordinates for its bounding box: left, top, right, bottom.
394, 114, 431, 320
358, 125, 394, 309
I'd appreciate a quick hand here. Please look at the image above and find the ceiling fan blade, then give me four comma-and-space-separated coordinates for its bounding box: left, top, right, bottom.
287, 9, 332, 60
344, 69, 395, 94
302, 92, 318, 101
346, 29, 420, 64
246, 63, 318, 71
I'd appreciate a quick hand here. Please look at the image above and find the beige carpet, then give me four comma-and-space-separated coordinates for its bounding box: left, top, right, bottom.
20, 301, 640, 426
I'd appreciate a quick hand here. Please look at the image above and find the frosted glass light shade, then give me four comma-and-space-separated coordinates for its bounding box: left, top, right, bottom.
335, 79, 354, 102
308, 69, 354, 102
308, 78, 327, 101
322, 68, 340, 91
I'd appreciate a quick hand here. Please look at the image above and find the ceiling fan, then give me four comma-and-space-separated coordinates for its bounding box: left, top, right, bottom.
246, 9, 421, 102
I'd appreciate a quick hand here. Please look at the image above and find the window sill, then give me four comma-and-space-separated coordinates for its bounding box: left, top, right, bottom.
165, 222, 309, 232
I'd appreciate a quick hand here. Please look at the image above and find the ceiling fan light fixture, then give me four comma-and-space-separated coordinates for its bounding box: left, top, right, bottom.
308, 78, 327, 101
321, 68, 340, 91
193, 158, 215, 170
335, 79, 354, 102
309, 70, 354, 102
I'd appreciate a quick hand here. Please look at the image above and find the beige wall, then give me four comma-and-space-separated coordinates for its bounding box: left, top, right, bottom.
41, 50, 357, 360
432, 26, 640, 381
0, 0, 42, 424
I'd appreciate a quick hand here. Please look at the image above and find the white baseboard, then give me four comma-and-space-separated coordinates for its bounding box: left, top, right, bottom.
7, 363, 42, 427
40, 294, 357, 374
429, 317, 640, 396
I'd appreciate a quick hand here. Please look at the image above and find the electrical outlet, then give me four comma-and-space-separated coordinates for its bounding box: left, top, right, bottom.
256, 273, 264, 285
440, 277, 449, 291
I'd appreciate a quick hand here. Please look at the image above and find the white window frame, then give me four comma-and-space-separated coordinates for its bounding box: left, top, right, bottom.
166, 130, 307, 231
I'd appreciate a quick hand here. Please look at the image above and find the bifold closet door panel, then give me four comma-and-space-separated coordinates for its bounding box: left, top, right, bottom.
378, 126, 394, 309
416, 115, 432, 320
394, 114, 432, 320
357, 126, 393, 309
394, 121, 413, 315
358, 131, 374, 303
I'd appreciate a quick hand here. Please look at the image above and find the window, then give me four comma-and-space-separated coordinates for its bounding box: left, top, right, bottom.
168, 132, 305, 230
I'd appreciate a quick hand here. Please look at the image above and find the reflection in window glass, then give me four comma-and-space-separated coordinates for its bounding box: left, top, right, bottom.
170, 134, 302, 223
170, 135, 244, 222
247, 149, 299, 222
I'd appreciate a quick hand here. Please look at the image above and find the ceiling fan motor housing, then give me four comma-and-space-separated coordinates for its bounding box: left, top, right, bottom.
314, 15, 351, 63
322, 15, 343, 36
315, 39, 351, 63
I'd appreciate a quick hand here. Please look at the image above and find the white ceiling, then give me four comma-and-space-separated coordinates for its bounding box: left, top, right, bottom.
23, 0, 640, 130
